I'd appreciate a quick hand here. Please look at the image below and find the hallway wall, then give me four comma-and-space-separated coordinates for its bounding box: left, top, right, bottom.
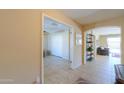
0, 10, 41, 83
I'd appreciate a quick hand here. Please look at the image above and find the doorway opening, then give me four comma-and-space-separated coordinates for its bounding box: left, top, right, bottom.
42, 15, 74, 83
84, 26, 121, 64
84, 26, 121, 83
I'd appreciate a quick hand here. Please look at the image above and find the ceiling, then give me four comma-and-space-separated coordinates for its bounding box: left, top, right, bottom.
92, 27, 121, 36
86, 27, 121, 40
61, 9, 124, 24
44, 17, 68, 33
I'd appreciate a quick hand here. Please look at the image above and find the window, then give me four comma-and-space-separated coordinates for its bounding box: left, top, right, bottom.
107, 37, 120, 57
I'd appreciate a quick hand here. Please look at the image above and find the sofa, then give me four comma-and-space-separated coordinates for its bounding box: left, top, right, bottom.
97, 47, 109, 56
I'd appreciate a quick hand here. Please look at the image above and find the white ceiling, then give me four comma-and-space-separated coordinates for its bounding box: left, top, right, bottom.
44, 17, 67, 33
86, 27, 121, 40
61, 9, 124, 24
92, 27, 121, 36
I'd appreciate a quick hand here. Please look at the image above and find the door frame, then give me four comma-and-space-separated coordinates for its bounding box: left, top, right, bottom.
41, 13, 74, 83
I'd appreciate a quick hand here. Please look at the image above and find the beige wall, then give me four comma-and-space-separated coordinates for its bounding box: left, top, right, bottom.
0, 10, 83, 83
99, 35, 108, 47
0, 10, 41, 83
82, 16, 124, 64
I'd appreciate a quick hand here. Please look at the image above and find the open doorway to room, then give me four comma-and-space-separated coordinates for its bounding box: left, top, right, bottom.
85, 27, 121, 64
42, 16, 73, 84
84, 26, 121, 83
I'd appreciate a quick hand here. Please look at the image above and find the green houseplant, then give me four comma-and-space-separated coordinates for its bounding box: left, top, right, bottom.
87, 47, 94, 61
87, 47, 93, 51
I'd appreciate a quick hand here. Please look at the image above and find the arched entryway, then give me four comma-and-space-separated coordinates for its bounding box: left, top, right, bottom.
84, 26, 121, 64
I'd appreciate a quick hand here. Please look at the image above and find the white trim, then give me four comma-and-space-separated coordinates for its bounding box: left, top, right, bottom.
84, 32, 87, 64
120, 27, 122, 64
41, 13, 44, 84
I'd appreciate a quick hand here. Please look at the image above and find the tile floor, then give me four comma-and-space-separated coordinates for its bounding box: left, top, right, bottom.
44, 55, 120, 84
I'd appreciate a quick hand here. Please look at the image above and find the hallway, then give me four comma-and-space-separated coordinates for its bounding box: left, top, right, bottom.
44, 55, 120, 84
